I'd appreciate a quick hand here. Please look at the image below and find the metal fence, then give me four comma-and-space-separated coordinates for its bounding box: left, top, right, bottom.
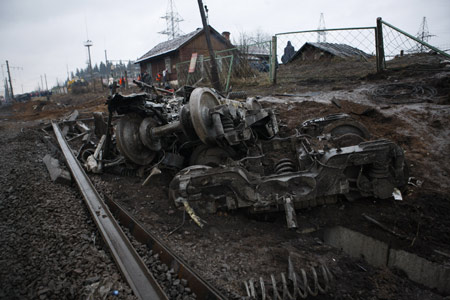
378, 18, 450, 69
175, 40, 273, 92
272, 18, 449, 81
177, 19, 449, 91
275, 27, 377, 62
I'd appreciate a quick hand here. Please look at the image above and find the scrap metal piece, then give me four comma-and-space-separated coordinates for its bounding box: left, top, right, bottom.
283, 197, 298, 229
392, 188, 403, 201
244, 257, 333, 299
93, 112, 108, 138
142, 167, 162, 186
181, 198, 206, 228
85, 135, 106, 173
43, 154, 72, 185
62, 110, 79, 137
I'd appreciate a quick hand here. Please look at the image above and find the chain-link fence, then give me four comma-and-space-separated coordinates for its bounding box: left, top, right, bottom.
378, 18, 450, 69
276, 27, 377, 62
272, 19, 449, 82
175, 40, 272, 92
176, 19, 449, 91
273, 27, 377, 83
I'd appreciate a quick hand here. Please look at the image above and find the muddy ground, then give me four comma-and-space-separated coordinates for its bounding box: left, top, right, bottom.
1, 53, 449, 299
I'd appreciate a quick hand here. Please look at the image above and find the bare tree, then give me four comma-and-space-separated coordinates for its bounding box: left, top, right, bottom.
233, 28, 271, 47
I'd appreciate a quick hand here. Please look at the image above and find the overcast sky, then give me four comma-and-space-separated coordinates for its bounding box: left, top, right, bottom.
1, 0, 449, 95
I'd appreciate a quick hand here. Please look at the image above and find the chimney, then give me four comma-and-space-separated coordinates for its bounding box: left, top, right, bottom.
222, 31, 230, 42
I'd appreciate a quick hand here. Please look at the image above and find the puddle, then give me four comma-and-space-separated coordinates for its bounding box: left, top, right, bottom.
323, 226, 450, 295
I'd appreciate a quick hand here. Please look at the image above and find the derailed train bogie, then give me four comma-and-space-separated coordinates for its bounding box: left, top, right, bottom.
169, 138, 407, 218
107, 86, 408, 228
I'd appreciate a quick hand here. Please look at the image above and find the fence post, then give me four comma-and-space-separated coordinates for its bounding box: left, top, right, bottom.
271, 36, 277, 84
376, 17, 386, 72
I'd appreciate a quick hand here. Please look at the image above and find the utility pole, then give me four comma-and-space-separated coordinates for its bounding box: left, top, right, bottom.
84, 39, 95, 91
6, 60, 14, 100
416, 17, 434, 52
41, 75, 44, 92
104, 49, 108, 64
44, 74, 48, 91
159, 0, 184, 40
197, 0, 221, 91
317, 13, 327, 43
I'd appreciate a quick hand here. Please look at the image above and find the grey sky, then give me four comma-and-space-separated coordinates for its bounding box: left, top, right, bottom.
1, 0, 449, 95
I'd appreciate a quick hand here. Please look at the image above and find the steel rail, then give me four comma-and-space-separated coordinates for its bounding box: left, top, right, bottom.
103, 194, 229, 300
52, 121, 168, 300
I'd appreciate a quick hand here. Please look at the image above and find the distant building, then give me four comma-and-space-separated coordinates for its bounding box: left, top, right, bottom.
237, 43, 271, 72
136, 26, 233, 84
287, 42, 371, 63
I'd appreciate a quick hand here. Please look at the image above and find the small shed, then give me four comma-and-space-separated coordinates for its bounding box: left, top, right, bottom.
288, 42, 371, 63
237, 43, 271, 72
136, 26, 233, 84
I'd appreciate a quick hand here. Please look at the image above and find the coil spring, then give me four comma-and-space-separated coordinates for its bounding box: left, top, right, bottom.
368, 162, 390, 179
244, 258, 333, 300
275, 158, 296, 174
221, 117, 234, 133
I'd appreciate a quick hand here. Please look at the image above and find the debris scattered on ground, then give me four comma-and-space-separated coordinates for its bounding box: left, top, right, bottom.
43, 154, 72, 185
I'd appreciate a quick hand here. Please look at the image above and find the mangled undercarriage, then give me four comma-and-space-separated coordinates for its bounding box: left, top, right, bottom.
92, 84, 408, 228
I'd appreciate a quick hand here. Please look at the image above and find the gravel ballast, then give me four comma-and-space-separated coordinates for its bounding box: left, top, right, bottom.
0, 124, 136, 300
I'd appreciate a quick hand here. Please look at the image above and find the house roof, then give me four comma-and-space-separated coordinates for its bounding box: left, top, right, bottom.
136, 26, 232, 63
238, 44, 270, 57
289, 42, 371, 62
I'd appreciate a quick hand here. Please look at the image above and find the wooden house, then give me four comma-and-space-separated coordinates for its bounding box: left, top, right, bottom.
136, 26, 233, 84
288, 42, 371, 63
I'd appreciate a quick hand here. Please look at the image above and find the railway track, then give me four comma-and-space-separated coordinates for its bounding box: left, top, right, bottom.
52, 121, 227, 300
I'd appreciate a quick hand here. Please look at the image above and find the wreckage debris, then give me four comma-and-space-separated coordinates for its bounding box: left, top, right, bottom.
43, 154, 72, 185
244, 256, 334, 299
66, 84, 409, 228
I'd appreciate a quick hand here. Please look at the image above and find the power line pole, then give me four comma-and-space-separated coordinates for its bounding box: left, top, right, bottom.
317, 13, 327, 42
416, 17, 434, 52
84, 39, 95, 91
40, 75, 44, 92
44, 74, 48, 91
197, 0, 221, 91
159, 0, 184, 40
6, 60, 14, 100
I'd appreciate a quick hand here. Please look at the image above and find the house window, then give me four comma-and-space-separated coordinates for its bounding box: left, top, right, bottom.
165, 58, 171, 73
146, 63, 152, 75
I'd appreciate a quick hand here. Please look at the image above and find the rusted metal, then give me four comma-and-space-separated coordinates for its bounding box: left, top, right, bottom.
103, 194, 228, 300
100, 87, 407, 229
52, 121, 168, 300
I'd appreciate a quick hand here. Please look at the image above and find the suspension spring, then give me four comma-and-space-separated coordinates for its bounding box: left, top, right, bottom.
275, 158, 296, 174
368, 161, 390, 178
244, 258, 333, 300
221, 117, 234, 133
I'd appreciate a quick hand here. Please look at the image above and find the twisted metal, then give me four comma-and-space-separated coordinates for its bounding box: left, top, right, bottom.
369, 83, 438, 104
244, 257, 333, 299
